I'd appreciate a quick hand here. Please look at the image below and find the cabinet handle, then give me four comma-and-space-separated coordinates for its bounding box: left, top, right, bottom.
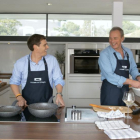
0, 90, 9, 96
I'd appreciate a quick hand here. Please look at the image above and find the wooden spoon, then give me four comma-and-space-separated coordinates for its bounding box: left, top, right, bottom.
89, 104, 112, 111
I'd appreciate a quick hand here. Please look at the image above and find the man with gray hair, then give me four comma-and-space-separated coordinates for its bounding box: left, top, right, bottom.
98, 27, 140, 106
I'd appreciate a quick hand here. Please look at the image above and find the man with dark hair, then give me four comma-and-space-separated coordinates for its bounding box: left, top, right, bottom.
10, 34, 65, 120
98, 27, 140, 106
27, 34, 46, 51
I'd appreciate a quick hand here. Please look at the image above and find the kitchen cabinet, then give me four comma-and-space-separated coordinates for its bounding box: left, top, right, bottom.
0, 87, 11, 106
68, 80, 101, 98
66, 74, 102, 107
65, 43, 102, 107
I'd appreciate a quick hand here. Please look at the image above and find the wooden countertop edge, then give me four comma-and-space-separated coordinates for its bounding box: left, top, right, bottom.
0, 73, 12, 79
0, 73, 12, 75
0, 84, 10, 92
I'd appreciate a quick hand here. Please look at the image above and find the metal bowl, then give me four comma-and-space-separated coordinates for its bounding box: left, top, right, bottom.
28, 103, 58, 118
132, 87, 140, 97
0, 106, 21, 117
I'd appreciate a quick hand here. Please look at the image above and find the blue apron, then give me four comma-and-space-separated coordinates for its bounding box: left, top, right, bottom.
22, 56, 53, 120
101, 51, 130, 106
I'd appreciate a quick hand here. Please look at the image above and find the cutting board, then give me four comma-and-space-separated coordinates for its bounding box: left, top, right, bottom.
92, 105, 132, 113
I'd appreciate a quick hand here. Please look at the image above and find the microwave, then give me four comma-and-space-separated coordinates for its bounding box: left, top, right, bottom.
70, 50, 100, 74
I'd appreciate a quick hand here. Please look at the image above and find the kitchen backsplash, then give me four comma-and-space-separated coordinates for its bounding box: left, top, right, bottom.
0, 43, 65, 73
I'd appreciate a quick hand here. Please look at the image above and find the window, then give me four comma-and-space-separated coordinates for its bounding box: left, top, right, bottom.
48, 14, 112, 37
123, 15, 140, 38
0, 14, 46, 36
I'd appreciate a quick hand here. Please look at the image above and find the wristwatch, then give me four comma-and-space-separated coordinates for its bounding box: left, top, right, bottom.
56, 93, 63, 96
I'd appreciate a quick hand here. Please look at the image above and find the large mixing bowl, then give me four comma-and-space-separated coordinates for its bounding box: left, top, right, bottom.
131, 87, 140, 97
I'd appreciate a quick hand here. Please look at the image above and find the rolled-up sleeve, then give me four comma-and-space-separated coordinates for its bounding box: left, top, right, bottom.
10, 61, 22, 85
52, 57, 65, 87
98, 51, 126, 87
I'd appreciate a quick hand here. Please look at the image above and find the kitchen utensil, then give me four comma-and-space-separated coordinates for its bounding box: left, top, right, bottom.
71, 110, 82, 120
131, 87, 140, 97
89, 104, 112, 111
0, 106, 21, 117
28, 96, 58, 118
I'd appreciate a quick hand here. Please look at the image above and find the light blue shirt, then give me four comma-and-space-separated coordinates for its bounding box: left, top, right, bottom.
98, 45, 140, 88
10, 54, 65, 89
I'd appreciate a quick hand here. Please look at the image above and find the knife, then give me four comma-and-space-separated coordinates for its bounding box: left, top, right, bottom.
89, 104, 112, 111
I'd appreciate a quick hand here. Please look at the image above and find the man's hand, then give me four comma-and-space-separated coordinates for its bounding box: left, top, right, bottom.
137, 76, 140, 82
56, 94, 65, 107
130, 80, 140, 88
16, 96, 28, 109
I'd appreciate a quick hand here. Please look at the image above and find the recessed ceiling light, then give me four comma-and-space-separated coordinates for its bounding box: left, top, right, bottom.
47, 3, 52, 6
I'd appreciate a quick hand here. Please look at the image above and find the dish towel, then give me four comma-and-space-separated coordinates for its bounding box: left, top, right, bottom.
95, 120, 130, 130
97, 110, 125, 119
104, 128, 140, 139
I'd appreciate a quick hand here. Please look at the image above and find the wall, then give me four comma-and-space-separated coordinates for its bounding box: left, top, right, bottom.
0, 43, 65, 73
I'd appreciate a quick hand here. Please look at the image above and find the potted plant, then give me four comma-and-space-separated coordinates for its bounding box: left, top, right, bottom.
55, 50, 65, 76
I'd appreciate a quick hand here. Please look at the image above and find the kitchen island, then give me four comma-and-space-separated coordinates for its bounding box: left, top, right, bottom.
0, 107, 140, 139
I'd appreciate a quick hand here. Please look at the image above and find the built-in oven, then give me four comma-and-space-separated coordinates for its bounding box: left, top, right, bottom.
70, 49, 100, 74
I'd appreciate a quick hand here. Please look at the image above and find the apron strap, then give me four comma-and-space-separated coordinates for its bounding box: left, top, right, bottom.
28, 55, 48, 71
113, 52, 118, 60
125, 51, 129, 60
28, 55, 31, 72
43, 57, 48, 71
113, 50, 129, 60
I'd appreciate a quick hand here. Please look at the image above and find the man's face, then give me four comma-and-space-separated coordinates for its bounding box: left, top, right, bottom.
109, 30, 124, 51
37, 39, 49, 56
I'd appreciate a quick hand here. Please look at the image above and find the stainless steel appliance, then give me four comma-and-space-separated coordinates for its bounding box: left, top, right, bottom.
65, 107, 104, 123
132, 49, 140, 72
70, 49, 100, 74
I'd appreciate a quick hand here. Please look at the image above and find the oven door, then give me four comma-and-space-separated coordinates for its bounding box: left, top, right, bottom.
74, 56, 99, 74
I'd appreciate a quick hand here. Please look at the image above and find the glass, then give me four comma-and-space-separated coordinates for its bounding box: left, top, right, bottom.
122, 90, 135, 119
48, 14, 112, 37
0, 14, 46, 36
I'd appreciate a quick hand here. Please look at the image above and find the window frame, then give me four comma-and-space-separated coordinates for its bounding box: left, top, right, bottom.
0, 13, 139, 43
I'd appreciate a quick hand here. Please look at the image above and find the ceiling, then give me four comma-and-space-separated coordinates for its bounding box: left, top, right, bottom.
0, 0, 140, 15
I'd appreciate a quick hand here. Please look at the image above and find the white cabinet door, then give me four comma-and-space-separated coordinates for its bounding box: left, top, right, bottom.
66, 79, 102, 107
68, 80, 101, 98
0, 87, 11, 106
